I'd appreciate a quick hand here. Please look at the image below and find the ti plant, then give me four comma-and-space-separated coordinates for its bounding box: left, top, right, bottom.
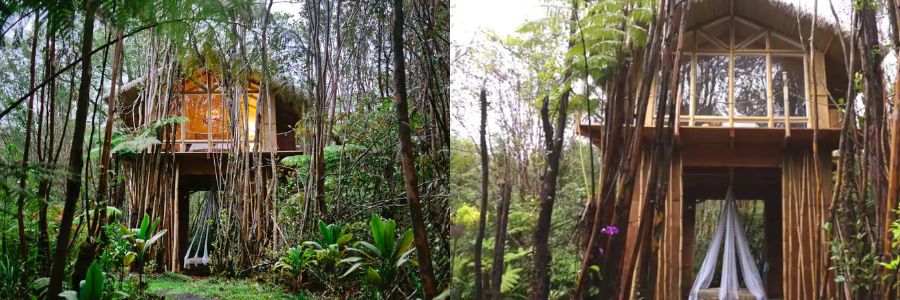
273, 246, 315, 289
274, 220, 353, 289
59, 262, 128, 300
305, 220, 354, 267
120, 213, 167, 291
342, 214, 415, 298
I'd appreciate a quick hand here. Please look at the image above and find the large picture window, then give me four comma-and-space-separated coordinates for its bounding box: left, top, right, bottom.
170, 70, 262, 152
667, 16, 809, 128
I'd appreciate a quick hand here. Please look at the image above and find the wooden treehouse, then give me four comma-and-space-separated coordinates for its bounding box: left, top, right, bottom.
578, 0, 847, 298
116, 68, 304, 273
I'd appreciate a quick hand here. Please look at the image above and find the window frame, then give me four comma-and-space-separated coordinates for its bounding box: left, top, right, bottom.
671, 17, 810, 128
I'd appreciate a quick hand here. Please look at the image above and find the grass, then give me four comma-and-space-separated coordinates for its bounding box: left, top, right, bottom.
146, 273, 296, 300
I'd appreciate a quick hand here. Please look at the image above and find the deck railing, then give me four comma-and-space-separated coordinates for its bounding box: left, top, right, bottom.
672, 71, 810, 129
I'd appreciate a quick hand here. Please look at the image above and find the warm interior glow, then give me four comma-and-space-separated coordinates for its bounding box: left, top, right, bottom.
176, 92, 258, 142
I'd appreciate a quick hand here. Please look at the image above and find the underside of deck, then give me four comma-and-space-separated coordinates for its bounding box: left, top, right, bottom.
173, 150, 303, 176
577, 125, 841, 167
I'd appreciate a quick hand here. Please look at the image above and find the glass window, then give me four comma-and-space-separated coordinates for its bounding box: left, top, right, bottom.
679, 58, 691, 116
695, 55, 729, 116
734, 56, 768, 117
772, 56, 806, 117
177, 93, 258, 141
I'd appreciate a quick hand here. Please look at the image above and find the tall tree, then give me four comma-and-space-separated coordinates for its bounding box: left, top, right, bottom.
392, 0, 438, 297
17, 11, 41, 289
70, 27, 124, 289
473, 88, 488, 299
530, 2, 578, 298
489, 182, 511, 300
47, 0, 97, 296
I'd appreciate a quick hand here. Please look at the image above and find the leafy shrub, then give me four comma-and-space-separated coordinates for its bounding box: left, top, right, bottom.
58, 261, 128, 300
119, 214, 166, 291
274, 220, 354, 291
342, 214, 415, 298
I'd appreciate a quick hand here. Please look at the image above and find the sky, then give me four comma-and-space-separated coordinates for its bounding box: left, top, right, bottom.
450, 0, 546, 47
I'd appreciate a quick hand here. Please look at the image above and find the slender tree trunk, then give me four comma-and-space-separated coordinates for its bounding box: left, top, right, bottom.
888, 1, 900, 255
392, 0, 438, 297
47, 1, 96, 297
857, 0, 888, 257
94, 29, 123, 236
69, 28, 124, 288
473, 88, 488, 300
16, 10, 41, 290
37, 24, 56, 277
489, 182, 511, 300
530, 90, 570, 300
530, 3, 577, 298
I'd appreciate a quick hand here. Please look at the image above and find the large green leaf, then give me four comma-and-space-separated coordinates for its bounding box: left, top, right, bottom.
365, 267, 383, 287
143, 229, 168, 253
393, 229, 414, 261
138, 214, 150, 239
79, 262, 105, 300
369, 214, 386, 253
337, 233, 353, 246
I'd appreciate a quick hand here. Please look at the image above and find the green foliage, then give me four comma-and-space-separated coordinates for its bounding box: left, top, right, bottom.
342, 214, 415, 297
147, 276, 291, 300
452, 203, 480, 228
450, 136, 592, 298
273, 246, 315, 278
120, 214, 167, 258
58, 262, 128, 300
274, 220, 355, 292
111, 116, 188, 157
878, 216, 900, 290
828, 219, 880, 292
500, 267, 522, 294
119, 214, 167, 291
0, 255, 18, 297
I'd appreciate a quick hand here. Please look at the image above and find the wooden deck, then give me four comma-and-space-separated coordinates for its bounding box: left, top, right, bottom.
174, 150, 303, 175
577, 125, 841, 168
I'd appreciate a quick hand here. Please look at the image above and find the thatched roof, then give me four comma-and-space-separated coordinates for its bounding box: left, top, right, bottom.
688, 0, 847, 60
112, 68, 305, 130
686, 0, 850, 97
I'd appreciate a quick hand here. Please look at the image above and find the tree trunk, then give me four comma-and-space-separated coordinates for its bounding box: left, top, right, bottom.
17, 11, 41, 287
70, 28, 124, 289
474, 88, 488, 300
857, 0, 889, 256
489, 182, 511, 300
47, 1, 96, 297
392, 0, 438, 297
36, 16, 56, 276
530, 4, 577, 299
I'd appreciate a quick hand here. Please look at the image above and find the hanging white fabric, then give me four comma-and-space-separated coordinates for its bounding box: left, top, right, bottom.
184, 192, 215, 268
688, 185, 767, 300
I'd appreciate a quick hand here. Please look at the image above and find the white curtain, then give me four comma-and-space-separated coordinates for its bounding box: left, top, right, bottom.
688, 186, 767, 300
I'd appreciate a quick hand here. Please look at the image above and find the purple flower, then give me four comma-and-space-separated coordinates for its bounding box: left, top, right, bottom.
600, 225, 620, 236
597, 247, 605, 256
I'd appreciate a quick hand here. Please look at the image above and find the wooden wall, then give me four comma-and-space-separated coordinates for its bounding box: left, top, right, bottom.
781, 149, 834, 299
655, 149, 684, 299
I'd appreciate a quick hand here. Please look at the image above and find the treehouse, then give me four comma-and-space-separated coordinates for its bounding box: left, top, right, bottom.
115, 68, 304, 273
578, 0, 846, 298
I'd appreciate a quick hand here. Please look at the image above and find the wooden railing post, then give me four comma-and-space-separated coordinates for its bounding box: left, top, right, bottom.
783, 71, 791, 139
180, 96, 186, 152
